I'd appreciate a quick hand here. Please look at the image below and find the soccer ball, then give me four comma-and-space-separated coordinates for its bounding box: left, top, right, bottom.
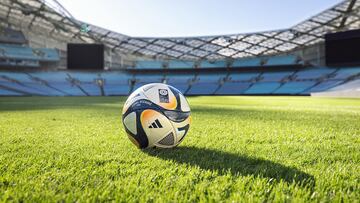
122, 83, 191, 149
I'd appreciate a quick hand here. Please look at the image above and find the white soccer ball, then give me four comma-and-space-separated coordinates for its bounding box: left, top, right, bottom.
122, 83, 191, 149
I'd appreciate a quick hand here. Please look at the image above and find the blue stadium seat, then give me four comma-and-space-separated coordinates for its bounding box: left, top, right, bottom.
295, 68, 336, 80
66, 72, 101, 96
166, 74, 194, 94
103, 84, 130, 95
78, 84, 101, 96
232, 58, 261, 68
332, 67, 360, 80
30, 71, 68, 83
0, 44, 36, 60
305, 80, 343, 93
68, 72, 99, 82
133, 74, 164, 91
0, 80, 46, 95
49, 83, 85, 96
0, 44, 59, 65
101, 72, 131, 95
0, 88, 23, 96
1, 71, 71, 96
0, 71, 33, 83
215, 82, 252, 95
30, 72, 86, 96
260, 71, 294, 82
265, 55, 299, 66
228, 72, 259, 82
186, 73, 225, 95
34, 48, 60, 61
244, 82, 281, 94
168, 60, 194, 69
135, 61, 164, 69
0, 58, 40, 67
196, 73, 226, 82
0, 28, 27, 44
199, 60, 226, 68
186, 83, 220, 95
273, 81, 317, 94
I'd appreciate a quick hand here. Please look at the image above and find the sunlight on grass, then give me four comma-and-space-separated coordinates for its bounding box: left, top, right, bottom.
0, 96, 359, 202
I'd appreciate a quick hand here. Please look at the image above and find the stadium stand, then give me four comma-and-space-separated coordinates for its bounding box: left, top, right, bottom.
187, 73, 226, 95
0, 0, 359, 96
265, 55, 299, 66
199, 60, 227, 69
168, 60, 194, 69
28, 71, 85, 96
0, 27, 27, 44
228, 72, 259, 82
260, 71, 294, 82
215, 82, 252, 95
0, 44, 59, 61
231, 58, 261, 68
304, 80, 343, 93
332, 67, 360, 80
165, 73, 195, 94
67, 72, 102, 96
273, 81, 317, 94
0, 88, 23, 96
313, 79, 360, 97
0, 67, 359, 96
244, 82, 282, 94
295, 68, 337, 80
133, 73, 164, 91
101, 72, 131, 95
135, 61, 164, 69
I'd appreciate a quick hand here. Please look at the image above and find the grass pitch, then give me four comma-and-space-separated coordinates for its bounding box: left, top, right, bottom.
0, 96, 359, 202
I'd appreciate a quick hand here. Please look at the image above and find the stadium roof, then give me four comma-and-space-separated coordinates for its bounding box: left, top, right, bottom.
0, 0, 359, 61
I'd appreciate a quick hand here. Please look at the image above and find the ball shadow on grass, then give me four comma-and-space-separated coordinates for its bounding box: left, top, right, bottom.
144, 146, 315, 188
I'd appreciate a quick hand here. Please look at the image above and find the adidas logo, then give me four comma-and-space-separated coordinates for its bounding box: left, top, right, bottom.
149, 119, 163, 128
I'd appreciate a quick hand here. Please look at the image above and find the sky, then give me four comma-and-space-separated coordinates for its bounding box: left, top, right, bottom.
57, 0, 343, 37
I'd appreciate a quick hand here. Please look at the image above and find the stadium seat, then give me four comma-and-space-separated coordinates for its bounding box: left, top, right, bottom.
0, 58, 40, 67
34, 48, 60, 61
305, 80, 343, 93
0, 88, 23, 96
265, 55, 299, 66
215, 82, 252, 94
135, 61, 164, 69
273, 81, 317, 94
29, 71, 84, 96
166, 73, 194, 94
67, 72, 101, 96
244, 82, 282, 94
260, 71, 294, 82
0, 72, 61, 95
199, 60, 226, 68
0, 76, 47, 96
186, 83, 220, 95
133, 74, 164, 91
331, 67, 360, 80
186, 73, 225, 95
0, 27, 27, 44
295, 68, 337, 80
0, 44, 60, 62
231, 58, 261, 68
101, 72, 131, 95
228, 72, 259, 82
168, 60, 194, 69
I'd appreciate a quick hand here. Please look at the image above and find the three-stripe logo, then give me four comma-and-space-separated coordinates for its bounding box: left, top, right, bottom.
149, 119, 163, 128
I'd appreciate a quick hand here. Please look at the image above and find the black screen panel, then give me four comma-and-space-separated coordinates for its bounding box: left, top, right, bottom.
325, 29, 360, 66
67, 44, 104, 70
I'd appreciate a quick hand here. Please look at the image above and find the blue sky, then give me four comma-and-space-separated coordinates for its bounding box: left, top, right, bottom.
57, 0, 342, 37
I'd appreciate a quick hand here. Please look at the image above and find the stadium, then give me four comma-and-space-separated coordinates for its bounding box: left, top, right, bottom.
0, 0, 359, 201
